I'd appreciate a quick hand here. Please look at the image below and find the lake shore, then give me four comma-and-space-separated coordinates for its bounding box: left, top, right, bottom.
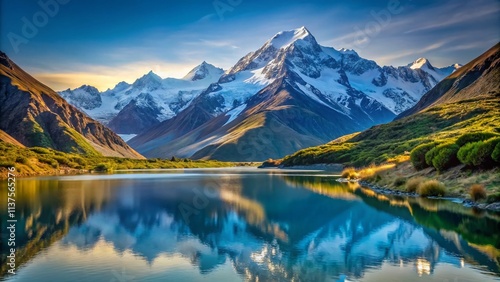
266, 161, 500, 212
356, 179, 500, 212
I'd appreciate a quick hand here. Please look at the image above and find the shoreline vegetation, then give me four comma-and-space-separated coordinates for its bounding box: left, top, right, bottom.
341, 162, 500, 212
261, 158, 500, 211
0, 141, 253, 179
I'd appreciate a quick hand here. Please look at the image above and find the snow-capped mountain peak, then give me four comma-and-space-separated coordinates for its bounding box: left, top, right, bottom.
338, 48, 359, 56
112, 81, 131, 91
267, 26, 315, 49
183, 61, 224, 81
59, 84, 102, 111
223, 27, 320, 78
143, 70, 162, 81
132, 70, 163, 90
409, 58, 434, 70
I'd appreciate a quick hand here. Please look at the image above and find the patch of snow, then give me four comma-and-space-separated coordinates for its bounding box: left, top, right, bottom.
409, 58, 430, 70
118, 134, 137, 142
268, 26, 311, 50
209, 67, 273, 113
223, 103, 247, 126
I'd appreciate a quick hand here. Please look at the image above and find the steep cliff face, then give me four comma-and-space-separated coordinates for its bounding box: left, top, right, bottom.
0, 51, 144, 158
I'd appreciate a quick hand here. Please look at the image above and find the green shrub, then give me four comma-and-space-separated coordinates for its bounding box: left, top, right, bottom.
425, 146, 440, 167
418, 180, 446, 197
71, 156, 87, 166
16, 156, 29, 164
430, 143, 460, 172
458, 142, 477, 166
410, 143, 436, 170
492, 142, 500, 163
53, 155, 71, 166
67, 161, 80, 168
393, 177, 406, 187
38, 157, 58, 168
94, 163, 114, 172
30, 147, 51, 154
471, 137, 500, 167
459, 138, 500, 167
455, 132, 499, 146
0, 161, 15, 168
406, 177, 425, 193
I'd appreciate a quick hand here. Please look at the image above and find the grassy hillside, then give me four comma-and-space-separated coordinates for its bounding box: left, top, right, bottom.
0, 140, 241, 178
282, 96, 500, 167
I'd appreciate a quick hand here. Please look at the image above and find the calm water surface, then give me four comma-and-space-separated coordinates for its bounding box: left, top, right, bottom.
1, 168, 499, 281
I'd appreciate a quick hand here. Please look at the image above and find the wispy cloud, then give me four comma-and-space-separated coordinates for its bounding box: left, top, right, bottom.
188, 39, 239, 49
194, 13, 217, 24
375, 40, 452, 64
403, 3, 500, 34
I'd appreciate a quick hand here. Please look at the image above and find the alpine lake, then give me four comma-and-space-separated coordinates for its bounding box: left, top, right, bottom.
1, 168, 499, 282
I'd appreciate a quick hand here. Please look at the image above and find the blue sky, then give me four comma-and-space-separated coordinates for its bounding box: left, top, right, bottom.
1, 0, 499, 90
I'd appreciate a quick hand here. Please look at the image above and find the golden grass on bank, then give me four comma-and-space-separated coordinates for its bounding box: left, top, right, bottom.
470, 184, 487, 202
341, 167, 358, 179
418, 180, 446, 197
358, 163, 395, 179
406, 177, 426, 193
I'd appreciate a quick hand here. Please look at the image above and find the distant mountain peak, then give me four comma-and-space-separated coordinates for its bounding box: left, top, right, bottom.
134, 70, 162, 84
409, 57, 434, 70
267, 26, 316, 49
77, 84, 99, 92
339, 48, 359, 56
183, 61, 224, 81
145, 70, 161, 78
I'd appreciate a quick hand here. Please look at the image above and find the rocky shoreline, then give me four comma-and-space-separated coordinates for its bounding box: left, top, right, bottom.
357, 180, 500, 212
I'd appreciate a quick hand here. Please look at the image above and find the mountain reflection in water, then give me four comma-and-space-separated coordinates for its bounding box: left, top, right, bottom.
1, 169, 499, 282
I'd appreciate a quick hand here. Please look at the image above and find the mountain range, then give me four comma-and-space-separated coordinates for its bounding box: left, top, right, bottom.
124, 27, 459, 160
0, 52, 143, 158
2, 26, 465, 162
59, 62, 224, 134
